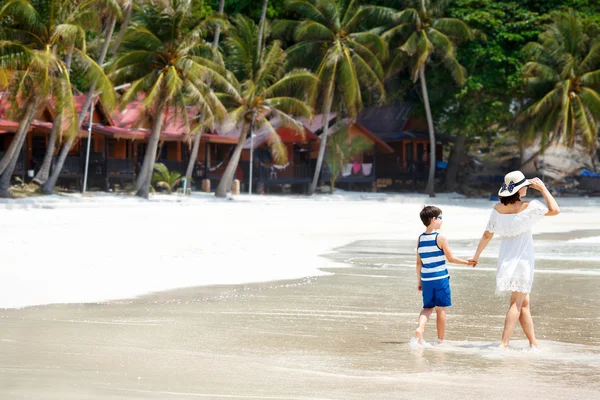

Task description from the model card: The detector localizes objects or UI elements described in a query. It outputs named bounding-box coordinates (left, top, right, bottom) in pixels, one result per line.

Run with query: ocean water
left=1, top=230, right=599, bottom=399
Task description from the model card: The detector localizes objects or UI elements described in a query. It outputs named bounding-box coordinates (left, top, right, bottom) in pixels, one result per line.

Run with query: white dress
left=485, top=200, right=549, bottom=294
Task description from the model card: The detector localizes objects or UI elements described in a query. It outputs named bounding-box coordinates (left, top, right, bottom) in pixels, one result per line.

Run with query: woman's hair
left=500, top=192, right=521, bottom=205
left=420, top=206, right=442, bottom=226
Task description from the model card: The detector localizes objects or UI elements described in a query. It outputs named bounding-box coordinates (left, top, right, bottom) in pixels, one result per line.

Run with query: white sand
left=1, top=192, right=599, bottom=309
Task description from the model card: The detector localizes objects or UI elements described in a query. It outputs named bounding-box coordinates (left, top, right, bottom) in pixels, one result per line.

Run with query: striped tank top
left=418, top=232, right=449, bottom=281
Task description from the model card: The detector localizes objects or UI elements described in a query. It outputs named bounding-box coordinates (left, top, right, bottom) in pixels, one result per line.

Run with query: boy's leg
left=500, top=292, right=527, bottom=348
left=416, top=308, right=433, bottom=344
left=519, top=294, right=538, bottom=347
left=435, top=307, right=447, bottom=342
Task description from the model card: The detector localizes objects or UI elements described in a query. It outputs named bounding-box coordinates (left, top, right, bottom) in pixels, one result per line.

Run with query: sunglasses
left=435, top=216, right=443, bottom=220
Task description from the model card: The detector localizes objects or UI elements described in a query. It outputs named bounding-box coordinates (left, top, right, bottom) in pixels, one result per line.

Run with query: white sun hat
left=498, top=170, right=531, bottom=197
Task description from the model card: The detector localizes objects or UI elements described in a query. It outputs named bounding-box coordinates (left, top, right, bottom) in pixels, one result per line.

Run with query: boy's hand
left=417, top=282, right=422, bottom=291
left=468, top=258, right=478, bottom=267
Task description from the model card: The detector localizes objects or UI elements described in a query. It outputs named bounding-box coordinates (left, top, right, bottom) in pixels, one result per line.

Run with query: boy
left=415, top=206, right=475, bottom=344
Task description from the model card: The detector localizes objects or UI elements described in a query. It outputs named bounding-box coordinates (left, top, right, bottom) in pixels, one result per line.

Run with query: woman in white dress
left=471, top=171, right=560, bottom=348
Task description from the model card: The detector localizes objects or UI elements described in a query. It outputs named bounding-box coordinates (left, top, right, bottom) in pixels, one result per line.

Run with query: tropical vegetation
left=0, top=0, right=599, bottom=198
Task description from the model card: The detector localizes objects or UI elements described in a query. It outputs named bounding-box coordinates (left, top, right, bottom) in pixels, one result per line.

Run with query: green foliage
left=220, top=15, right=317, bottom=164
left=326, top=125, right=372, bottom=193
left=276, top=0, right=387, bottom=116
left=152, top=163, right=182, bottom=193
left=516, top=11, right=600, bottom=150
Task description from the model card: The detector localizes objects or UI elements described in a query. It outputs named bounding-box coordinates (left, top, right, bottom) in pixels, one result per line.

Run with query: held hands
left=528, top=177, right=546, bottom=192
left=467, top=258, right=478, bottom=268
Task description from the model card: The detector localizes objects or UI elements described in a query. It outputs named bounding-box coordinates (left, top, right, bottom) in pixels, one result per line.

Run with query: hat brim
left=498, top=181, right=531, bottom=197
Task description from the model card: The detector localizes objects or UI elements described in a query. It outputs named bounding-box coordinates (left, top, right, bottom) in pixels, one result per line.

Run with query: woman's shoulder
left=493, top=201, right=530, bottom=214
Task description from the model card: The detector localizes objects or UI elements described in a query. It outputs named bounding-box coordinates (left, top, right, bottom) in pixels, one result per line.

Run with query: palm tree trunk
left=419, top=66, right=436, bottom=197
left=256, top=0, right=268, bottom=57
left=213, top=0, right=225, bottom=47
left=445, top=132, right=466, bottom=193
left=308, top=91, right=333, bottom=195
left=0, top=114, right=34, bottom=197
left=32, top=114, right=61, bottom=185
left=0, top=100, right=38, bottom=176
left=215, top=120, right=250, bottom=198
left=184, top=128, right=202, bottom=181
left=111, top=2, right=132, bottom=56
left=135, top=98, right=168, bottom=199
left=183, top=3, right=226, bottom=184
left=43, top=16, right=117, bottom=194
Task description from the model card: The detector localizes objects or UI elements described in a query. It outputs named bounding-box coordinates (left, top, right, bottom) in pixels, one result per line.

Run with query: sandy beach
left=1, top=193, right=600, bottom=399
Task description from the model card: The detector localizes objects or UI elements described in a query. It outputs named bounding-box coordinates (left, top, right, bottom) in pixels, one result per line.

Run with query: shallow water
left=1, top=231, right=600, bottom=399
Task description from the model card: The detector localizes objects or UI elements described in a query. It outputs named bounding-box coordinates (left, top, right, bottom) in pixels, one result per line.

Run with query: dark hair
left=500, top=192, right=521, bottom=205
left=420, top=206, right=442, bottom=226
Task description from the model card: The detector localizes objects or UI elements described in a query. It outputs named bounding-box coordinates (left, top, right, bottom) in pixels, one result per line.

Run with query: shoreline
left=2, top=193, right=600, bottom=309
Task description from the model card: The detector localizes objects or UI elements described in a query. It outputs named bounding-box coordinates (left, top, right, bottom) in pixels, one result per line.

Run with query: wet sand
left=2, top=233, right=600, bottom=399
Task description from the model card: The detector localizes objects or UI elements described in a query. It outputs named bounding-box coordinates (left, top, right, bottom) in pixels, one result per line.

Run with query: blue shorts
left=422, top=277, right=452, bottom=308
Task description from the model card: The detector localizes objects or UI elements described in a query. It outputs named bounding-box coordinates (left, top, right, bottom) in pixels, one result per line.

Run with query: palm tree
left=0, top=0, right=115, bottom=197
left=275, top=0, right=387, bottom=195
left=109, top=0, right=234, bottom=199
left=367, top=0, right=472, bottom=196
left=33, top=0, right=121, bottom=186
left=184, top=0, right=228, bottom=181
left=214, top=15, right=317, bottom=198
left=41, top=0, right=122, bottom=193
left=517, top=10, right=600, bottom=154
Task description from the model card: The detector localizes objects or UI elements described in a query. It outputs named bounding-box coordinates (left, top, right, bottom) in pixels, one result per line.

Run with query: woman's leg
left=500, top=292, right=527, bottom=347
left=416, top=308, right=433, bottom=344
left=519, top=294, right=538, bottom=346
left=435, top=306, right=447, bottom=342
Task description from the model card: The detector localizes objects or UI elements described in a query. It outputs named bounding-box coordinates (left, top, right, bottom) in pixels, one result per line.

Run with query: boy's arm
left=416, top=241, right=422, bottom=291
left=437, top=234, right=473, bottom=266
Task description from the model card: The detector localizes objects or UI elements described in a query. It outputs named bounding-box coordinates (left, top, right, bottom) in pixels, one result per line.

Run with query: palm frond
left=578, top=43, right=600, bottom=75
left=572, top=95, right=596, bottom=146
left=285, top=0, right=328, bottom=26
left=0, top=0, right=44, bottom=37
left=73, top=48, right=116, bottom=110
left=348, top=32, right=388, bottom=62
left=260, top=118, right=288, bottom=164
left=441, top=55, right=466, bottom=86
left=581, top=70, right=600, bottom=89
left=294, top=20, right=334, bottom=42
left=264, top=97, right=313, bottom=118
left=432, top=18, right=472, bottom=41
left=262, top=70, right=318, bottom=100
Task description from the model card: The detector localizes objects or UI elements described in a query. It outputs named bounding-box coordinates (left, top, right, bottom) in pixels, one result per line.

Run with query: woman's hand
left=528, top=177, right=546, bottom=191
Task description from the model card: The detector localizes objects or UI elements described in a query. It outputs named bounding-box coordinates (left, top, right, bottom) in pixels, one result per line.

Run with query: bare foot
left=436, top=338, right=443, bottom=345
left=530, top=343, right=540, bottom=349
left=498, top=342, right=508, bottom=349
left=415, top=328, right=424, bottom=344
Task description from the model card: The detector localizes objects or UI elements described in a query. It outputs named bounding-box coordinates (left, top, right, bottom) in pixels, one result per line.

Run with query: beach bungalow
left=319, top=120, right=395, bottom=191
left=356, top=105, right=449, bottom=190
left=235, top=115, right=320, bottom=193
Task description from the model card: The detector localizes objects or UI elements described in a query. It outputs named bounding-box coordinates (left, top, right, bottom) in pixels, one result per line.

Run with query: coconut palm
left=41, top=0, right=122, bottom=193
left=366, top=0, right=472, bottom=196
left=214, top=15, right=317, bottom=198
left=274, top=0, right=387, bottom=195
left=184, top=0, right=228, bottom=181
left=109, top=0, right=234, bottom=199
left=517, top=11, right=600, bottom=153
left=0, top=0, right=116, bottom=197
